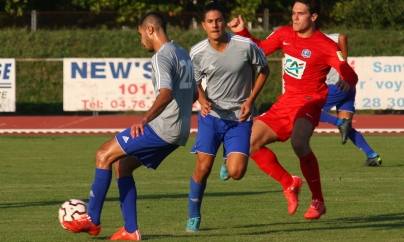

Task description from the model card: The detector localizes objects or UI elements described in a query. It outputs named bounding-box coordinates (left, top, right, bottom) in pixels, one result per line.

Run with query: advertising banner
left=0, top=59, right=16, bottom=112
left=63, top=58, right=200, bottom=111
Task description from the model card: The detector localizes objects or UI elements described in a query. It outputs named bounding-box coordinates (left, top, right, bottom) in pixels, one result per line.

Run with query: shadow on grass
left=137, top=213, right=404, bottom=240
left=229, top=212, right=404, bottom=234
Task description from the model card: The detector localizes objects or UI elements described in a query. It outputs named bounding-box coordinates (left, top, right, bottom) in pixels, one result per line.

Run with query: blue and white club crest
left=301, top=49, right=311, bottom=58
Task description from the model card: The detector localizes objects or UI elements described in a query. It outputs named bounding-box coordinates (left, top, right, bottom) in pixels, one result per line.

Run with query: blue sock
left=347, top=129, right=377, bottom=159
left=320, top=112, right=342, bottom=126
left=88, top=168, right=112, bottom=226
left=188, top=177, right=206, bottom=218
left=117, top=176, right=138, bottom=233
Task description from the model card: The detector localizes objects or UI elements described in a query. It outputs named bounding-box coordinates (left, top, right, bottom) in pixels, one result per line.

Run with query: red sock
left=251, top=147, right=293, bottom=190
left=299, top=151, right=324, bottom=202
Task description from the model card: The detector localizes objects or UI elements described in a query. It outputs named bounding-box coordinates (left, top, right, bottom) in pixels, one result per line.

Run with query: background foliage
left=1, top=0, right=403, bottom=29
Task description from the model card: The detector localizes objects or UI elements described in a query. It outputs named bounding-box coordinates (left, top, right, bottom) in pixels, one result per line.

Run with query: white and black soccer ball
left=58, top=199, right=88, bottom=228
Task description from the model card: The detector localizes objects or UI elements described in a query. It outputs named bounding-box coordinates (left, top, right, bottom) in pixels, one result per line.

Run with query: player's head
left=202, top=0, right=227, bottom=42
left=294, top=0, right=322, bottom=15
left=137, top=12, right=167, bottom=52
left=292, top=0, right=322, bottom=34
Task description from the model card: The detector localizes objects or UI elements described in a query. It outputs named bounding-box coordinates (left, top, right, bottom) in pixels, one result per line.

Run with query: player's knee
left=230, top=169, right=246, bottom=180
left=291, top=139, right=310, bottom=157
left=193, top=163, right=212, bottom=182
left=95, top=147, right=113, bottom=168
left=249, top=141, right=262, bottom=156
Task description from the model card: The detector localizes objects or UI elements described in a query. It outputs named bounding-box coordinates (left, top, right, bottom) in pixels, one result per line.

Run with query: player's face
left=202, top=10, right=227, bottom=42
left=291, top=2, right=317, bottom=34
left=137, top=25, right=154, bottom=52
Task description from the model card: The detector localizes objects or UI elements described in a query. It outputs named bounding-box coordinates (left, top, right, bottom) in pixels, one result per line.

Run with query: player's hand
left=130, top=120, right=147, bottom=138
left=335, top=80, right=351, bottom=92
left=227, top=15, right=245, bottom=33
left=200, top=101, right=212, bottom=117
left=239, top=101, right=252, bottom=122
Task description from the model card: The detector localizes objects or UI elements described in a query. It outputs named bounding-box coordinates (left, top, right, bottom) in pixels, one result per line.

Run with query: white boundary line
left=0, top=128, right=403, bottom=134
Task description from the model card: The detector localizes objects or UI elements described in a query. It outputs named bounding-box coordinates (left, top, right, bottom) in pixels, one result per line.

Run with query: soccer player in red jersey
left=228, top=0, right=358, bottom=219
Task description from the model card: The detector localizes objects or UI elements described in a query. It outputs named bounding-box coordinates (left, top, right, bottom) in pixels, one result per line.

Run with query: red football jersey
left=236, top=26, right=357, bottom=97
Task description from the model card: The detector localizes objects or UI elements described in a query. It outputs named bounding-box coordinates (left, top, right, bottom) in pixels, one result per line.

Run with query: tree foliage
left=1, top=0, right=404, bottom=29
left=331, top=0, right=404, bottom=29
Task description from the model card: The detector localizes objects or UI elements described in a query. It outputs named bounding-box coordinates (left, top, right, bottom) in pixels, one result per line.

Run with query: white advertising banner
left=350, top=57, right=404, bottom=110
left=0, top=59, right=16, bottom=112
left=63, top=58, right=200, bottom=111
left=282, top=56, right=404, bottom=110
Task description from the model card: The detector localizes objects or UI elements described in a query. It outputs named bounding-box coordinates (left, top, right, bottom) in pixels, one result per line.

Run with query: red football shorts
left=256, top=92, right=326, bottom=142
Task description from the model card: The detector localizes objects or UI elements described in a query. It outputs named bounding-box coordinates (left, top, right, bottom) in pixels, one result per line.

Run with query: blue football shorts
left=323, top=84, right=356, bottom=113
left=191, top=113, right=252, bottom=159
left=115, top=125, right=179, bottom=170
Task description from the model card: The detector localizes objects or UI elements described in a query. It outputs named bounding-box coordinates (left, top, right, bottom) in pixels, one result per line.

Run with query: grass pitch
left=0, top=135, right=403, bottom=241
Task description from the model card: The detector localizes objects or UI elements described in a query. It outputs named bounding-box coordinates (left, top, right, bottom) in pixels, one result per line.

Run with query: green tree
left=331, top=0, right=404, bottom=29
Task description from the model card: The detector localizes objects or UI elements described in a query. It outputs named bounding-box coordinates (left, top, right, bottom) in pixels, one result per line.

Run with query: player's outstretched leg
left=251, top=147, right=301, bottom=215
left=338, top=118, right=352, bottom=144
left=346, top=128, right=382, bottom=166
left=63, top=168, right=112, bottom=235
left=219, top=160, right=231, bottom=181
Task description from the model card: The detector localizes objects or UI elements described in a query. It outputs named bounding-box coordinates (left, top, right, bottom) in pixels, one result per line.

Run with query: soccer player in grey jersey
left=62, top=12, right=198, bottom=240
left=186, top=0, right=270, bottom=232
left=321, top=33, right=382, bottom=166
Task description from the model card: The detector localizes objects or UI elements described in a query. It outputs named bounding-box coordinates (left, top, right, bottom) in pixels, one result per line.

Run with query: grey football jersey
left=148, top=42, right=197, bottom=146
left=325, top=33, right=342, bottom=85
left=190, top=33, right=268, bottom=121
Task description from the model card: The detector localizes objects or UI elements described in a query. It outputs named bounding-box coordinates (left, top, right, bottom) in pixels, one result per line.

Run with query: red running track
left=0, top=115, right=403, bottom=136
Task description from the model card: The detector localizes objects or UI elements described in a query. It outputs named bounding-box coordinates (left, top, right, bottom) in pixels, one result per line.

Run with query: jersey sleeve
left=248, top=41, right=268, bottom=73
left=152, top=53, right=173, bottom=90
left=235, top=27, right=282, bottom=55
left=189, top=52, right=203, bottom=85
left=325, top=45, right=358, bottom=89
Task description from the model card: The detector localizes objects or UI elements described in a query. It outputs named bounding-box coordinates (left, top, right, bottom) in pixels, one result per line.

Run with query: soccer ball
left=58, top=199, right=88, bottom=228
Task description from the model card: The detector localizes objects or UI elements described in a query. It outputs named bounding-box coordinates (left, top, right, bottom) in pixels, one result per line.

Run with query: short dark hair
left=137, top=11, right=167, bottom=33
left=295, top=0, right=322, bottom=15
left=203, top=0, right=226, bottom=21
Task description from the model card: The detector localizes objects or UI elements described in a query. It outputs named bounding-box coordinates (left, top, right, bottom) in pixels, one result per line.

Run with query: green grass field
left=0, top=135, right=403, bottom=241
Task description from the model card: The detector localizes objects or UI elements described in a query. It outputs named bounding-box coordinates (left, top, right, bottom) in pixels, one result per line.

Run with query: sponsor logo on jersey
left=336, top=51, right=345, bottom=61
left=284, top=54, right=306, bottom=79
left=301, top=49, right=311, bottom=58
left=283, top=41, right=291, bottom=45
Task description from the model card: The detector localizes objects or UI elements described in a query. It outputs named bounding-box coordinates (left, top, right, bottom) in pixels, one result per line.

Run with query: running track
left=0, top=115, right=403, bottom=136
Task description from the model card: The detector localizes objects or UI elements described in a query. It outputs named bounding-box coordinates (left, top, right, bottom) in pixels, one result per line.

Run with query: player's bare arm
left=227, top=15, right=245, bottom=32
left=338, top=34, right=348, bottom=60
left=130, top=88, right=173, bottom=138
left=239, top=65, right=270, bottom=122
left=196, top=84, right=212, bottom=117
